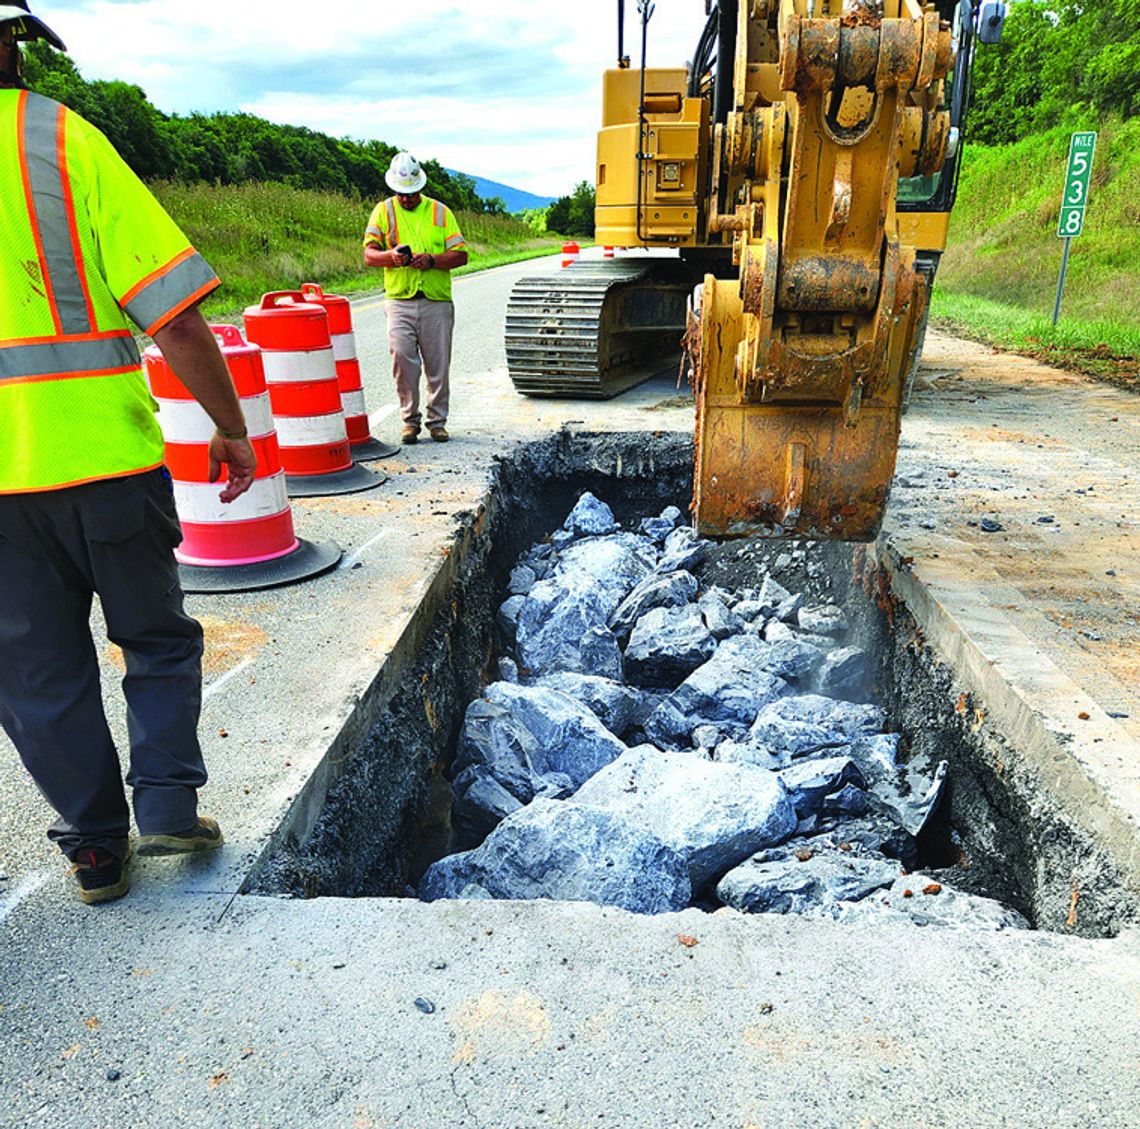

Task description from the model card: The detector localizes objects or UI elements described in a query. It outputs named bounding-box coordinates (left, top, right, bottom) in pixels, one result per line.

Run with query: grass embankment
left=933, top=116, right=1140, bottom=391
left=151, top=181, right=561, bottom=319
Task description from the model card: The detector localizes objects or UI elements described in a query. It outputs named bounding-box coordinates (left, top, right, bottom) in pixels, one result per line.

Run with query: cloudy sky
left=41, top=1, right=709, bottom=197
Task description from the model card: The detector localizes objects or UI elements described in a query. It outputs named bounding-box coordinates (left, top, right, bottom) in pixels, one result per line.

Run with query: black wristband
left=428, top=254, right=435, bottom=269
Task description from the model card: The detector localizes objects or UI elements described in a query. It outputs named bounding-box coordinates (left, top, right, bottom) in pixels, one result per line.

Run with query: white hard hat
left=386, top=151, right=426, bottom=194
left=0, top=2, right=67, bottom=52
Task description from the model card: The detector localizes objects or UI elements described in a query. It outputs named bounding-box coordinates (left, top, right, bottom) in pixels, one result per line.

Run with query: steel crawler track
left=505, top=260, right=690, bottom=399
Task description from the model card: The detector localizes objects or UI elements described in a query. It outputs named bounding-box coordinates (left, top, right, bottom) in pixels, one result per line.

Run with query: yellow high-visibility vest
left=363, top=195, right=466, bottom=301
left=0, top=89, right=219, bottom=494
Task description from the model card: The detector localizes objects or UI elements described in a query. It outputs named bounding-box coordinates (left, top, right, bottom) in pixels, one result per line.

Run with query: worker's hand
left=392, top=244, right=413, bottom=266
left=409, top=252, right=434, bottom=271
left=208, top=431, right=257, bottom=503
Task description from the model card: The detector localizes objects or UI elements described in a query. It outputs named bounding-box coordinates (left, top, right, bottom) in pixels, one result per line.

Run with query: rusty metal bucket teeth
left=505, top=260, right=691, bottom=399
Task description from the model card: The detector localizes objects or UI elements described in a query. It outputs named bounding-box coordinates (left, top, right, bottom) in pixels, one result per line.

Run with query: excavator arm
left=692, top=0, right=954, bottom=540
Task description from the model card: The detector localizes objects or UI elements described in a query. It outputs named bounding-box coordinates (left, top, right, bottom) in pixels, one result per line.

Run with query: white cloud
left=42, top=0, right=707, bottom=196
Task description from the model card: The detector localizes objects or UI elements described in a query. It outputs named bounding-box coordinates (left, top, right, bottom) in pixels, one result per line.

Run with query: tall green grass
left=934, top=116, right=1140, bottom=378
left=151, top=181, right=559, bottom=317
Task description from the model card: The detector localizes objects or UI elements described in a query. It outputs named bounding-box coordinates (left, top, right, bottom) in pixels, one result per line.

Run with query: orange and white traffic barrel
left=144, top=324, right=342, bottom=593
left=561, top=241, right=580, bottom=268
left=300, top=282, right=398, bottom=462
left=603, top=246, right=615, bottom=259
left=243, top=292, right=385, bottom=497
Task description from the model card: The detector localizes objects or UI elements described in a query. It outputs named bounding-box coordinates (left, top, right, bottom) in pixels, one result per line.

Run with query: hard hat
left=0, top=2, right=67, bottom=51
left=386, top=151, right=427, bottom=194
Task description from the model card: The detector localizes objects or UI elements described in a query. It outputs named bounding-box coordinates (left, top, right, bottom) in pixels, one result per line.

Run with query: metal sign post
left=1053, top=130, right=1096, bottom=325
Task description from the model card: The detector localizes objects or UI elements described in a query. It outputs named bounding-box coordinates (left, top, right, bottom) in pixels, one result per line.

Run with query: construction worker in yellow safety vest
left=364, top=152, right=468, bottom=444
left=0, top=2, right=257, bottom=905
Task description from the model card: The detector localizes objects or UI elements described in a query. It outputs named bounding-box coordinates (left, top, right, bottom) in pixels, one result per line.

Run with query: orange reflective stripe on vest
left=384, top=199, right=400, bottom=248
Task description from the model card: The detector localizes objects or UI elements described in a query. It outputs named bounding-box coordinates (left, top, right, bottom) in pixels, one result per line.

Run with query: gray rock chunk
left=573, top=745, right=797, bottom=888
left=451, top=767, right=525, bottom=842
left=577, top=625, right=624, bottom=681
left=714, top=739, right=785, bottom=771
left=699, top=592, right=744, bottom=640
left=760, top=637, right=825, bottom=682
left=497, top=657, right=520, bottom=684
left=515, top=571, right=610, bottom=677
left=779, top=757, right=865, bottom=819
left=748, top=694, right=885, bottom=757
left=817, top=645, right=868, bottom=697
left=783, top=815, right=918, bottom=870
left=716, top=844, right=901, bottom=914
left=643, top=635, right=788, bottom=746
left=733, top=599, right=767, bottom=623
left=775, top=592, right=805, bottom=623
left=609, top=570, right=699, bottom=641
left=536, top=672, right=642, bottom=737
left=508, top=565, right=537, bottom=595
left=656, top=526, right=706, bottom=573
left=484, top=682, right=627, bottom=788
left=556, top=534, right=657, bottom=613
left=624, top=604, right=717, bottom=688
left=452, top=699, right=543, bottom=803
left=758, top=576, right=792, bottom=614
left=797, top=604, right=850, bottom=636
left=821, top=782, right=870, bottom=817
left=420, top=799, right=692, bottom=914
left=871, top=759, right=949, bottom=837
left=496, top=595, right=527, bottom=643
left=563, top=492, right=618, bottom=536
left=639, top=505, right=683, bottom=543
left=817, top=873, right=1030, bottom=931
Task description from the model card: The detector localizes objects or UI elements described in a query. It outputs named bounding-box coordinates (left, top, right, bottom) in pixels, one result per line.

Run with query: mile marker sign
left=1052, top=130, right=1096, bottom=324
left=1057, top=131, right=1096, bottom=239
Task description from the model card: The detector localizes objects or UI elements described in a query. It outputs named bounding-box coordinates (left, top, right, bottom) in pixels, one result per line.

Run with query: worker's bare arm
left=151, top=306, right=257, bottom=503
left=364, top=244, right=407, bottom=268
left=409, top=249, right=468, bottom=272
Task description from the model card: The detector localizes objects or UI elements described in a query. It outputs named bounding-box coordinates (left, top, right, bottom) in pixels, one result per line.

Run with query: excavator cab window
left=897, top=0, right=1004, bottom=214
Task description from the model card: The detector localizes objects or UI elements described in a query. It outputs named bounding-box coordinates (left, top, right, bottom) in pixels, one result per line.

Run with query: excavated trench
left=249, top=431, right=1131, bottom=938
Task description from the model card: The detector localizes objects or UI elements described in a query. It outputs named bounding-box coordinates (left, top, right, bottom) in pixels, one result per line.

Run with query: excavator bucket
left=691, top=276, right=916, bottom=542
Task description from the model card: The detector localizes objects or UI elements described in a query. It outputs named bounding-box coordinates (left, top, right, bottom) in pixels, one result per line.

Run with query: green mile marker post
left=1053, top=130, right=1096, bottom=325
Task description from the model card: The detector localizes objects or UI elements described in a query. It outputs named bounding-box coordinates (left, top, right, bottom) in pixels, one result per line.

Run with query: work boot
left=429, top=426, right=449, bottom=442
left=136, top=816, right=224, bottom=858
left=401, top=425, right=420, bottom=444
left=70, top=845, right=131, bottom=905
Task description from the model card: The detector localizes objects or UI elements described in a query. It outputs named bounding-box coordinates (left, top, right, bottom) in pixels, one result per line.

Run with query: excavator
left=505, top=0, right=1005, bottom=540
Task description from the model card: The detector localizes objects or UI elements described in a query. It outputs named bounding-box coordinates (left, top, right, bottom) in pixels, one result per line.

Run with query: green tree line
left=968, top=0, right=1139, bottom=145
left=21, top=42, right=495, bottom=215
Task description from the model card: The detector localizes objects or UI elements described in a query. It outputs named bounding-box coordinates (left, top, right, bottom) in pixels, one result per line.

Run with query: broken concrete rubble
left=421, top=799, right=692, bottom=914
left=427, top=492, right=1017, bottom=928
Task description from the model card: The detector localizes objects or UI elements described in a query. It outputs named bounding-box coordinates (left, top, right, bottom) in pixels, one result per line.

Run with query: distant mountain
left=446, top=170, right=556, bottom=214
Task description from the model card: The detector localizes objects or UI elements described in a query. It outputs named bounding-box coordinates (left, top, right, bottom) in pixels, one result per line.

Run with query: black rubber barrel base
left=178, top=538, right=342, bottom=594
left=350, top=436, right=401, bottom=461
left=286, top=463, right=387, bottom=497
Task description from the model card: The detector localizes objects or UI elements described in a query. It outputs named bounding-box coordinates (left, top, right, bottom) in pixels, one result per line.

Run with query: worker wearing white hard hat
left=364, top=152, right=468, bottom=444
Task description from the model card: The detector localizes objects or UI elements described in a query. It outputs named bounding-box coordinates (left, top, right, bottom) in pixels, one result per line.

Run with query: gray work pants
left=0, top=469, right=205, bottom=860
left=386, top=297, right=455, bottom=429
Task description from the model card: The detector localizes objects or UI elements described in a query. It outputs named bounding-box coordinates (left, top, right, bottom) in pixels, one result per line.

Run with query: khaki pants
left=386, top=297, right=455, bottom=430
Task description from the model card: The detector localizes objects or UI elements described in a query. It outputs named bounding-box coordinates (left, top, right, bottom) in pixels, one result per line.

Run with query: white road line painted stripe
left=339, top=528, right=393, bottom=570
left=368, top=403, right=397, bottom=430
left=203, top=658, right=254, bottom=702
left=0, top=871, right=52, bottom=924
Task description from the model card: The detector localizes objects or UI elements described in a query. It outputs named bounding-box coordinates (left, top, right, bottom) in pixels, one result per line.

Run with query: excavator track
left=505, top=260, right=692, bottom=399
